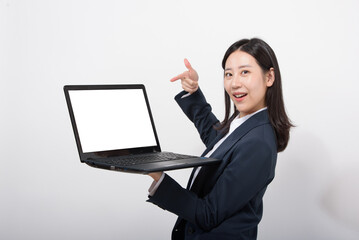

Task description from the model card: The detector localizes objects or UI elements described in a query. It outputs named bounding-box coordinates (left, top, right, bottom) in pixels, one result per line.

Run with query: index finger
left=170, top=73, right=186, bottom=82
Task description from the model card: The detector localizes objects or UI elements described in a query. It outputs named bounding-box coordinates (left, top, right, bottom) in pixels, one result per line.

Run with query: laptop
left=64, top=84, right=220, bottom=173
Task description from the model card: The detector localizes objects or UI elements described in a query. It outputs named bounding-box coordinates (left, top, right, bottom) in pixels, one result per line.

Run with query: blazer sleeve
left=174, top=88, right=220, bottom=147
left=147, top=128, right=277, bottom=231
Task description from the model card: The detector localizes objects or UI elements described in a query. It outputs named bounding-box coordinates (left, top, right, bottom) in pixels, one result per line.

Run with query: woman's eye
left=225, top=72, right=232, bottom=77
left=241, top=70, right=249, bottom=75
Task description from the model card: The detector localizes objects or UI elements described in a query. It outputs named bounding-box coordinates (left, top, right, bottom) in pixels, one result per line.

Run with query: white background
left=1, top=0, right=359, bottom=239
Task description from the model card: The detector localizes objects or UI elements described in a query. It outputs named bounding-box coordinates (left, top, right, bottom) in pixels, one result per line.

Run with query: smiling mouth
left=234, top=93, right=247, bottom=98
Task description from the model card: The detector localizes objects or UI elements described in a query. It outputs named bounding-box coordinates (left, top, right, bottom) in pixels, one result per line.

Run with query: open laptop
left=64, top=84, right=220, bottom=173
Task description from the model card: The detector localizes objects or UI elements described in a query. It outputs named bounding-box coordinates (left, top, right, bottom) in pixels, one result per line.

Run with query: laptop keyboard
left=102, top=152, right=194, bottom=166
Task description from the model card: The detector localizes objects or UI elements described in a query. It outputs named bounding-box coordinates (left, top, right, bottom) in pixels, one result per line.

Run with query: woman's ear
left=266, top=68, right=275, bottom=87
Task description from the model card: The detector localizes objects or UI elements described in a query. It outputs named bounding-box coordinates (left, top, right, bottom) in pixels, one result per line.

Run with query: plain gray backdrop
left=1, top=0, right=359, bottom=239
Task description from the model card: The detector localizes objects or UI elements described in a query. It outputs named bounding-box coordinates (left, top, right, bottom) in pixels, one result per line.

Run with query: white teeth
left=235, top=94, right=246, bottom=98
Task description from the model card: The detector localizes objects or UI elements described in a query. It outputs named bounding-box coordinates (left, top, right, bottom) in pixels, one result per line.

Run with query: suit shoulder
left=239, top=123, right=277, bottom=152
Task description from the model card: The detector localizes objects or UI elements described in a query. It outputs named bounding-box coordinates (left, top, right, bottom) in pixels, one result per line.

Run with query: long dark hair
left=219, top=38, right=293, bottom=152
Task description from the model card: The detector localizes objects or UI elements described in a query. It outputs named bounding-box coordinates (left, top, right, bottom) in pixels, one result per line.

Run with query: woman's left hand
left=148, top=172, right=163, bottom=182
left=170, top=58, right=199, bottom=94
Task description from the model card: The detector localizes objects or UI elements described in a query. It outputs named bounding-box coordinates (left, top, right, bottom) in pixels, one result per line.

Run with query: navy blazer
left=148, top=89, right=277, bottom=240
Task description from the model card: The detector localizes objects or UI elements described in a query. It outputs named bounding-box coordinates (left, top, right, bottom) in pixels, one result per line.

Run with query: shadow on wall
left=262, top=128, right=359, bottom=239
left=321, top=164, right=359, bottom=232
left=289, top=129, right=359, bottom=235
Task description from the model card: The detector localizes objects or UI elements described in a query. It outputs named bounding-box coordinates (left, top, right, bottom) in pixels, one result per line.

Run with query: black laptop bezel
left=64, top=84, right=162, bottom=162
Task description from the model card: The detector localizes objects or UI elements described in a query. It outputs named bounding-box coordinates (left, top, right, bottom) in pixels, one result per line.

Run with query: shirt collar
left=229, top=107, right=268, bottom=133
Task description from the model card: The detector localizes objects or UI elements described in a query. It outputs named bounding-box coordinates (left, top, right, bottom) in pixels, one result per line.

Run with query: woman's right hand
left=170, top=58, right=199, bottom=94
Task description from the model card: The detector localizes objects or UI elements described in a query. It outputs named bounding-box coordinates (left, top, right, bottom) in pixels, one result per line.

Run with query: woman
left=147, top=38, right=292, bottom=240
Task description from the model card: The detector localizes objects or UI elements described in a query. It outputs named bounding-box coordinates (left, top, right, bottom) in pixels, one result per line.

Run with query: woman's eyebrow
left=238, top=64, right=252, bottom=69
left=224, top=65, right=252, bottom=71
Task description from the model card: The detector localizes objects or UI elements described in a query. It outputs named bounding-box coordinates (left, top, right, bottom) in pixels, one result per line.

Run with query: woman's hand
left=148, top=172, right=163, bottom=182
left=170, top=58, right=199, bottom=94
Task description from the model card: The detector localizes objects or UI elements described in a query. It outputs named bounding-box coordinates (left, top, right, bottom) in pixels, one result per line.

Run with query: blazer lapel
left=190, top=110, right=270, bottom=196
left=200, top=132, right=226, bottom=157
left=186, top=132, right=226, bottom=189
left=210, top=110, right=270, bottom=159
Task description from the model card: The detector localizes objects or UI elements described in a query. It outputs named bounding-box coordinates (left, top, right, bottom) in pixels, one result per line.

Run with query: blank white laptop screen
left=68, top=89, right=157, bottom=153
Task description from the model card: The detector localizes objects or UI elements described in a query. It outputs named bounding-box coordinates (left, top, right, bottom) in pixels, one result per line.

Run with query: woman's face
left=224, top=50, right=274, bottom=118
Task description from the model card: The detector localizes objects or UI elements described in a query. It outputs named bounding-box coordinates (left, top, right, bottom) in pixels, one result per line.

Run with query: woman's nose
left=232, top=75, right=242, bottom=88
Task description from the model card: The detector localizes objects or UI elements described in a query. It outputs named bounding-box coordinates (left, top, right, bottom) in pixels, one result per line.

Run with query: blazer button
left=188, top=227, right=195, bottom=234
